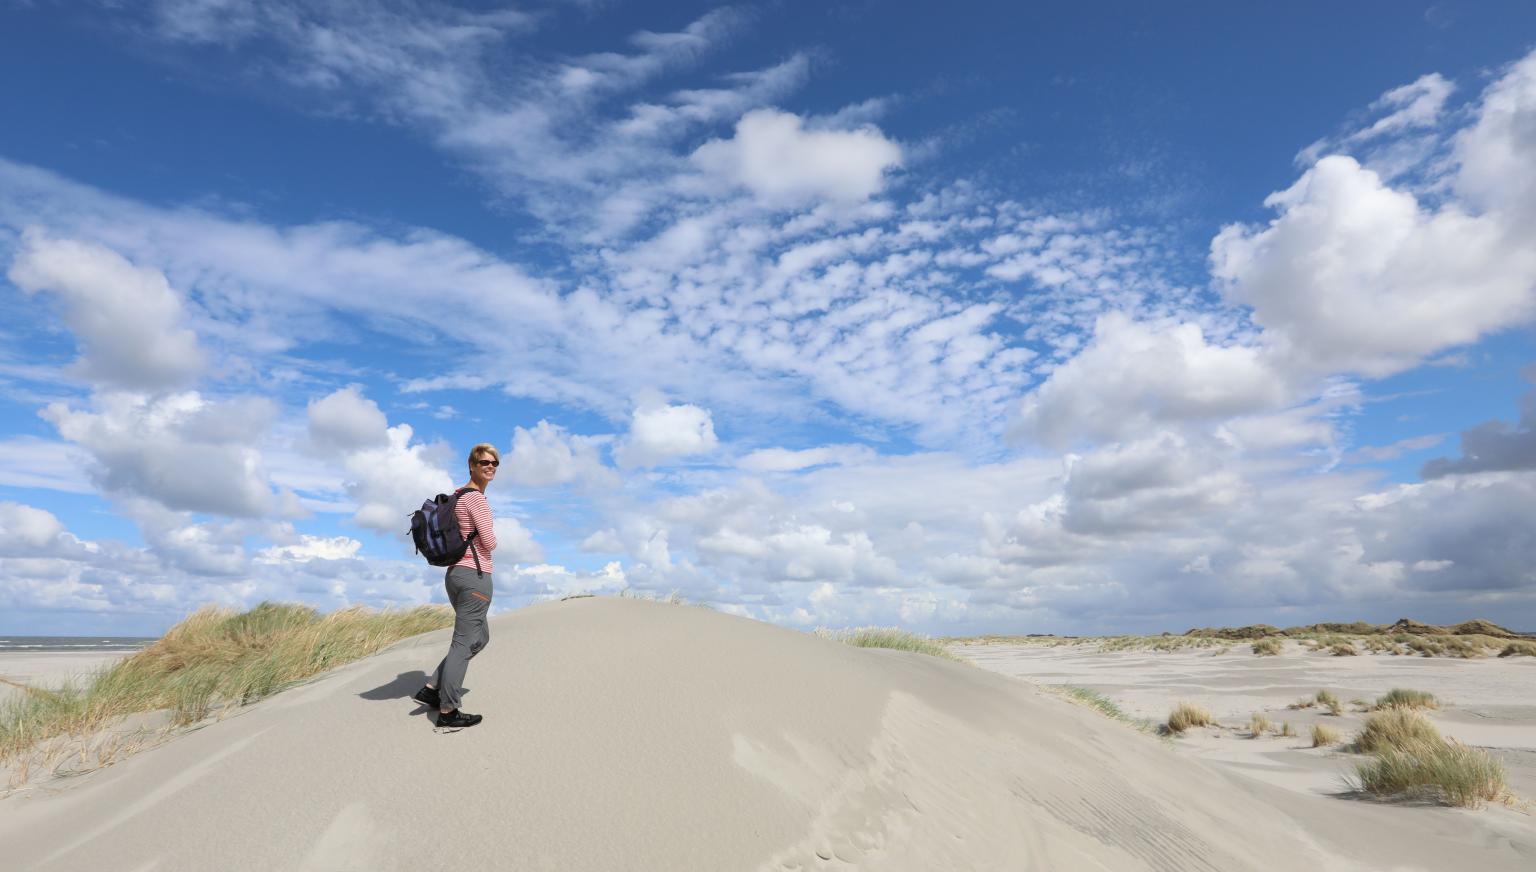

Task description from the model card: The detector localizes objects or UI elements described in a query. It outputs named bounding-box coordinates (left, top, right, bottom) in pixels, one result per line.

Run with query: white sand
left=956, top=638, right=1536, bottom=869
left=1, top=602, right=1531, bottom=871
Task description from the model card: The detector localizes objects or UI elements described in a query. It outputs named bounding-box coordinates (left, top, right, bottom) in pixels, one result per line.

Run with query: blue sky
left=1, top=1, right=1534, bottom=636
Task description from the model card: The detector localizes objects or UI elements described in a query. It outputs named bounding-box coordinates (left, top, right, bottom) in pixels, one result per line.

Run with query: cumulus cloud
left=503, top=420, right=616, bottom=487
left=8, top=234, right=204, bottom=389
left=614, top=401, right=719, bottom=468
left=1015, top=313, right=1286, bottom=449
left=0, top=502, right=67, bottom=553
left=492, top=515, right=545, bottom=565
left=307, top=386, right=390, bottom=452
left=691, top=108, right=902, bottom=204
left=1422, top=376, right=1536, bottom=478
left=42, top=391, right=293, bottom=518
left=1453, top=50, right=1536, bottom=221
left=1212, top=155, right=1536, bottom=377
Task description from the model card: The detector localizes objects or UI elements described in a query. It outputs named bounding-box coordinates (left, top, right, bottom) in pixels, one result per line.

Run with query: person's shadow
left=358, top=671, right=467, bottom=717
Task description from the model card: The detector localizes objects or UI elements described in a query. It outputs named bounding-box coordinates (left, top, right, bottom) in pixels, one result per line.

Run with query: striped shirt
left=453, top=487, right=496, bottom=574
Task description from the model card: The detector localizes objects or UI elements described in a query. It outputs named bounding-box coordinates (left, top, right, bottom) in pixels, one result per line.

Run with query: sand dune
left=1, top=598, right=1524, bottom=871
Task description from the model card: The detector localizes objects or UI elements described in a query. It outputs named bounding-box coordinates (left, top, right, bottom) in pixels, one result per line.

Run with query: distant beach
left=0, top=638, right=154, bottom=706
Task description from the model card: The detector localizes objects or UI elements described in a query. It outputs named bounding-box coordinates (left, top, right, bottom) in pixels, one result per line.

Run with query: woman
left=414, top=442, right=499, bottom=730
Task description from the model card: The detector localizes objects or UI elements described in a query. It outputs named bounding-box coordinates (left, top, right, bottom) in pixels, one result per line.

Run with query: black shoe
left=436, top=709, right=482, bottom=730
left=412, top=686, right=440, bottom=708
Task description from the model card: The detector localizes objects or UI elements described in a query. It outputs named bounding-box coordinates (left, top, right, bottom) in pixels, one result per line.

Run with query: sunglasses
left=475, top=459, right=500, bottom=468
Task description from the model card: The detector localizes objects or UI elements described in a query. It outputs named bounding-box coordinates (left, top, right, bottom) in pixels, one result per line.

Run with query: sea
left=0, top=636, right=159, bottom=653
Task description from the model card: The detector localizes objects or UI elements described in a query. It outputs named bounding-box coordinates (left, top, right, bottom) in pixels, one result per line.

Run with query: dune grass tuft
left=0, top=602, right=452, bottom=765
left=1352, top=708, right=1443, bottom=755
left=1166, top=701, right=1213, bottom=734
left=1353, top=740, right=1507, bottom=808
left=819, top=627, right=960, bottom=661
left=1251, top=637, right=1282, bottom=656
left=1280, top=721, right=1296, bottom=738
left=1498, top=641, right=1536, bottom=658
left=1250, top=713, right=1272, bottom=737
left=1043, top=685, right=1159, bottom=735
left=1316, top=689, right=1343, bottom=715
left=1330, top=642, right=1358, bottom=656
left=1311, top=723, right=1341, bottom=747
left=1375, top=688, right=1439, bottom=711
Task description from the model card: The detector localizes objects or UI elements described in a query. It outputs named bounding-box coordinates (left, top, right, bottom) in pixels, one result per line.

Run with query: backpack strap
left=455, top=486, right=485, bottom=578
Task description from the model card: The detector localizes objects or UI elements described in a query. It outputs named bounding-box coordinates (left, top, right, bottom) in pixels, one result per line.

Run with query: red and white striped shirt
left=453, top=487, right=496, bottom=574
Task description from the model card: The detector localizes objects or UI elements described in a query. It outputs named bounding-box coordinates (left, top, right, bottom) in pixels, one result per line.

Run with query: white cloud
left=42, top=391, right=293, bottom=518
left=8, top=233, right=204, bottom=389
left=1347, top=73, right=1455, bottom=144
left=1015, top=313, right=1286, bottom=449
left=691, top=108, right=902, bottom=204
left=737, top=444, right=874, bottom=473
left=1211, top=155, right=1536, bottom=377
left=307, top=386, right=389, bottom=452
left=503, top=420, right=616, bottom=487
left=332, top=422, right=454, bottom=535
left=257, top=535, right=362, bottom=563
left=1453, top=50, right=1536, bottom=221
left=614, top=401, right=719, bottom=468
left=492, top=515, right=545, bottom=565
left=0, top=502, right=67, bottom=552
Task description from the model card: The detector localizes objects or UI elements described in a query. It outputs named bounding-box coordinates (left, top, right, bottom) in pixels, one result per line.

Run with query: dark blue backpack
left=409, top=487, right=483, bottom=575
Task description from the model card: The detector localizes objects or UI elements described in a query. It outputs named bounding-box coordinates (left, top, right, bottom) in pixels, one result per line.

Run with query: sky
left=1, top=0, right=1534, bottom=637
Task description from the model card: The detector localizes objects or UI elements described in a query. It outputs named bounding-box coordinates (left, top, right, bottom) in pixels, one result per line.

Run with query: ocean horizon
left=0, top=636, right=159, bottom=653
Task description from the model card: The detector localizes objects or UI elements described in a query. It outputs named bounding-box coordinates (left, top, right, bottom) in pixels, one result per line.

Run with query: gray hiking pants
left=430, top=566, right=492, bottom=712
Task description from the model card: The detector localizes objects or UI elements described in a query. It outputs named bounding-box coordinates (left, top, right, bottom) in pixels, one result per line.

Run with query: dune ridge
left=0, top=597, right=1437, bottom=871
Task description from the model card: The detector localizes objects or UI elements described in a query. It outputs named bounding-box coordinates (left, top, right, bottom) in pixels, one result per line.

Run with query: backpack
left=409, top=486, right=483, bottom=575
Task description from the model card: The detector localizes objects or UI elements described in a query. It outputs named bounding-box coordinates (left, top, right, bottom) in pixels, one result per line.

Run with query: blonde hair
left=467, top=442, right=500, bottom=466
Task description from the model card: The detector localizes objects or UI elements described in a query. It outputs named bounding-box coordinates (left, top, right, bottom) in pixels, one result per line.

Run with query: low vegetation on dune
left=1312, top=724, right=1341, bottom=747
left=1166, top=701, right=1213, bottom=734
left=1352, top=709, right=1444, bottom=755
left=1249, top=713, right=1271, bottom=737
left=1251, top=637, right=1282, bottom=656
left=1315, top=690, right=1343, bottom=715
left=1043, top=685, right=1159, bottom=735
left=1353, top=741, right=1507, bottom=808
left=952, top=617, right=1534, bottom=658
left=1346, top=708, right=1507, bottom=807
left=820, top=627, right=960, bottom=661
left=1374, top=688, right=1438, bottom=711
left=0, top=603, right=452, bottom=769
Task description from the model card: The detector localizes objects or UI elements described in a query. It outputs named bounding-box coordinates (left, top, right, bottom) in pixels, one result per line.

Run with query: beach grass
left=1166, top=701, right=1213, bottom=734
left=1043, top=685, right=1159, bottom=734
left=819, top=627, right=961, bottom=661
left=0, top=602, right=452, bottom=765
left=1311, top=724, right=1341, bottom=747
left=1498, top=641, right=1536, bottom=657
left=1352, top=708, right=1443, bottom=755
left=1251, top=637, right=1282, bottom=656
left=1316, top=689, right=1343, bottom=715
left=1374, top=688, right=1439, bottom=711
left=1353, top=740, right=1507, bottom=808
left=1250, top=713, right=1272, bottom=737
